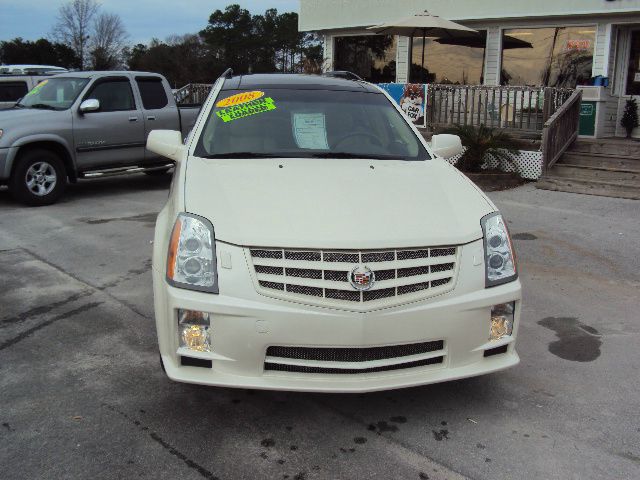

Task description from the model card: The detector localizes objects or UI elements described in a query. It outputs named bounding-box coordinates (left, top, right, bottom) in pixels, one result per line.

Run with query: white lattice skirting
left=446, top=149, right=543, bottom=180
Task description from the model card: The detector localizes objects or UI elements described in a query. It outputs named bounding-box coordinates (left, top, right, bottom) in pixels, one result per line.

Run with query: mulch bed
left=463, top=170, right=528, bottom=191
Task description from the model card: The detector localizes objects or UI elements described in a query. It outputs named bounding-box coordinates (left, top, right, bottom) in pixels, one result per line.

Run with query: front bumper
left=153, top=240, right=521, bottom=393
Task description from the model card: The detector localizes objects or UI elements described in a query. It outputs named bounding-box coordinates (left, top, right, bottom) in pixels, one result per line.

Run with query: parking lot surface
left=1, top=177, right=639, bottom=480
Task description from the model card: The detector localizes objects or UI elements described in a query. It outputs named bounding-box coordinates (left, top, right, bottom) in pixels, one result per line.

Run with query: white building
left=299, top=0, right=640, bottom=138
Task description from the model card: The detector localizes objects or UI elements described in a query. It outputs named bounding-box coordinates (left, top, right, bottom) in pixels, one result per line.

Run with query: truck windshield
left=194, top=88, right=430, bottom=160
left=17, top=78, right=89, bottom=110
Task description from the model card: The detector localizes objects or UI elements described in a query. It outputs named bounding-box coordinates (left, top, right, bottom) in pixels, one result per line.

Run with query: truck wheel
left=10, top=149, right=67, bottom=206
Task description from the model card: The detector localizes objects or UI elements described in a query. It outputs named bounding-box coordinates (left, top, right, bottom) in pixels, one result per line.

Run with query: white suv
left=148, top=73, right=521, bottom=392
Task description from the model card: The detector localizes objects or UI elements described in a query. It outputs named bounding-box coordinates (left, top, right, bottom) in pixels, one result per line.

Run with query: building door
left=617, top=28, right=640, bottom=138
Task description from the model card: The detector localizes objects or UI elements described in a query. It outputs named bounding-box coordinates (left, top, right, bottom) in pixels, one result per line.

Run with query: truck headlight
left=481, top=212, right=517, bottom=287
left=166, top=213, right=218, bottom=292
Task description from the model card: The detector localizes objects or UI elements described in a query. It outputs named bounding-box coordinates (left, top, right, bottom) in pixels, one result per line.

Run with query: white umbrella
left=368, top=11, right=477, bottom=82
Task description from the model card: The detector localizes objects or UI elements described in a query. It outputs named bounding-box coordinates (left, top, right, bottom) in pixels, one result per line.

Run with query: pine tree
left=621, top=98, right=639, bottom=138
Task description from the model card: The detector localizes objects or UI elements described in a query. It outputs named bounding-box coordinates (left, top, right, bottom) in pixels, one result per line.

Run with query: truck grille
left=248, top=246, right=459, bottom=310
left=264, top=341, right=445, bottom=375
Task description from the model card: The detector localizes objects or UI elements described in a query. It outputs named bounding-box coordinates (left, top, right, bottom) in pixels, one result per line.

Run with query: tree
left=124, top=36, right=219, bottom=87
left=0, top=38, right=80, bottom=69
left=52, top=0, right=100, bottom=69
left=89, top=12, right=128, bottom=69
left=199, top=5, right=322, bottom=75
left=199, top=4, right=255, bottom=74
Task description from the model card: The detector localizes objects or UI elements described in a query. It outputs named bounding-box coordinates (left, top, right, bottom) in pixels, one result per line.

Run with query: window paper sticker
left=216, top=90, right=264, bottom=108
left=215, top=96, right=276, bottom=123
left=292, top=113, right=329, bottom=150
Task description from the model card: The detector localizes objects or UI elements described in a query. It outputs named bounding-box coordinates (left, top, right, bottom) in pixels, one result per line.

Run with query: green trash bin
left=579, top=101, right=596, bottom=137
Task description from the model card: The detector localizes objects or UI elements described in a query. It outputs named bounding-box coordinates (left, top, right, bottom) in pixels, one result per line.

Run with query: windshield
left=194, top=88, right=430, bottom=160
left=17, top=77, right=89, bottom=110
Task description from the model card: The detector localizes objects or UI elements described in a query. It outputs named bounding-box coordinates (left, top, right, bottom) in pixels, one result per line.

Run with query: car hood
left=0, top=108, right=69, bottom=145
left=185, top=157, right=495, bottom=249
left=0, top=107, right=61, bottom=122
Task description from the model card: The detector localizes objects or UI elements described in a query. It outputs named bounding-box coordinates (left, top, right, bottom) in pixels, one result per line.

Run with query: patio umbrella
left=367, top=11, right=477, bottom=82
left=435, top=32, right=533, bottom=50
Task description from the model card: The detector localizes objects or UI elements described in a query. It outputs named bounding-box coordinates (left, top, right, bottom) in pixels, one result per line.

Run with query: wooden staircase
left=536, top=138, right=640, bottom=200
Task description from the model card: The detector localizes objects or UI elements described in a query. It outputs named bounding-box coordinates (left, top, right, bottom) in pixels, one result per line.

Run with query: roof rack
left=322, top=71, right=363, bottom=81
left=219, top=68, right=233, bottom=80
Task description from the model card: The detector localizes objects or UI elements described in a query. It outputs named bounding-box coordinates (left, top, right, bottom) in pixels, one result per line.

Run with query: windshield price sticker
left=292, top=113, right=329, bottom=150
left=215, top=97, right=276, bottom=123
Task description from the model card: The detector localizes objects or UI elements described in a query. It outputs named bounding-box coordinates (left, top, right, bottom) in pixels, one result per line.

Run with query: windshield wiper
left=27, top=103, right=59, bottom=110
left=309, top=152, right=399, bottom=160
left=202, top=152, right=287, bottom=159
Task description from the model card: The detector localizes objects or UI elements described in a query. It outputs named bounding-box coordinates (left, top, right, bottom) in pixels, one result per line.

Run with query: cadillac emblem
left=349, top=265, right=375, bottom=291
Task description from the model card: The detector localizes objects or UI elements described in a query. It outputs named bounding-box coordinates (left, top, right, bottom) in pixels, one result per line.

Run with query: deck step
left=558, top=152, right=640, bottom=170
left=536, top=176, right=640, bottom=200
left=570, top=139, right=640, bottom=157
left=551, top=164, right=640, bottom=182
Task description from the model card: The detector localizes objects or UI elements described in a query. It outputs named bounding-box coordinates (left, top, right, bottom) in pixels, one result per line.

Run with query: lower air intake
left=264, top=356, right=444, bottom=374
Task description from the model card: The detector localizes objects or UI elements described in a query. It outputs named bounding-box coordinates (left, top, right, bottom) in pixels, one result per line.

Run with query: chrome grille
left=248, top=246, right=459, bottom=309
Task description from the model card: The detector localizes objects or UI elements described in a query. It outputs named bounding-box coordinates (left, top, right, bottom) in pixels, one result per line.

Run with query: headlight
left=0, top=129, right=4, bottom=140
left=166, top=213, right=218, bottom=292
left=481, top=212, right=517, bottom=287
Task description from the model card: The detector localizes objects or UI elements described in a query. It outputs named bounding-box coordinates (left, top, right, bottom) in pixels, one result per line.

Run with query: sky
left=0, top=0, right=300, bottom=44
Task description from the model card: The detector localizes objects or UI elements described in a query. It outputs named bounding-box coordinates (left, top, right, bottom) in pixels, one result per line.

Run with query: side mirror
left=79, top=99, right=100, bottom=113
left=430, top=134, right=463, bottom=159
left=147, top=130, right=185, bottom=162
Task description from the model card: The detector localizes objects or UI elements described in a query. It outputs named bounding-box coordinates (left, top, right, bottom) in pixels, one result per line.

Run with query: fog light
left=490, top=302, right=514, bottom=341
left=178, top=309, right=211, bottom=352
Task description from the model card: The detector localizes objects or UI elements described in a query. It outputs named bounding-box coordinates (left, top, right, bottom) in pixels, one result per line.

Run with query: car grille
left=264, top=341, right=445, bottom=375
left=248, top=246, right=459, bottom=310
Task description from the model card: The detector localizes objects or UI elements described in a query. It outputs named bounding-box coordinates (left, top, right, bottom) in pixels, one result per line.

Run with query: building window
left=410, top=33, right=486, bottom=85
left=625, top=31, right=640, bottom=95
left=501, top=27, right=596, bottom=87
left=333, top=35, right=396, bottom=83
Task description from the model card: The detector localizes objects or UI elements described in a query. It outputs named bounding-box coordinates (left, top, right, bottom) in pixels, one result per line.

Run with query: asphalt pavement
left=1, top=176, right=639, bottom=480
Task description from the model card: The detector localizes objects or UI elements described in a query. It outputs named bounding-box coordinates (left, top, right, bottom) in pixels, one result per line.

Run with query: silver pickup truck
left=0, top=71, right=203, bottom=205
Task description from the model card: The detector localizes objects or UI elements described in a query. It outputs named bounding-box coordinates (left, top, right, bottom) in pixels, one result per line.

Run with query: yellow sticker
left=216, top=91, right=264, bottom=108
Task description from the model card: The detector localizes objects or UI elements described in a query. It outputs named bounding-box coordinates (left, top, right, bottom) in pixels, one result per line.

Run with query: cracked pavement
left=1, top=176, right=639, bottom=480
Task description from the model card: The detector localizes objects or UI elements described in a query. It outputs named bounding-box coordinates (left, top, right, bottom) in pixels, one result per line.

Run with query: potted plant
left=444, top=124, right=524, bottom=190
left=621, top=98, right=639, bottom=138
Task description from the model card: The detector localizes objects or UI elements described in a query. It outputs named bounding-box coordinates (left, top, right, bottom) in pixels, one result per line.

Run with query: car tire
left=10, top=149, right=67, bottom=206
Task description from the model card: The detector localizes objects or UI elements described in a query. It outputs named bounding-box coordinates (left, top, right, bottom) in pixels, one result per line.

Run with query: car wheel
left=10, top=149, right=67, bottom=206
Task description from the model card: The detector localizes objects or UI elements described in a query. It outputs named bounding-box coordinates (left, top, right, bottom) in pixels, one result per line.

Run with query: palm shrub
left=445, top=125, right=521, bottom=173
left=621, top=98, right=639, bottom=138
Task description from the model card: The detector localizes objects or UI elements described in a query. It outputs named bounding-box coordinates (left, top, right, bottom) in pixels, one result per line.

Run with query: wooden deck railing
left=541, top=89, right=583, bottom=173
left=427, top=84, right=574, bottom=134
left=174, top=83, right=212, bottom=106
